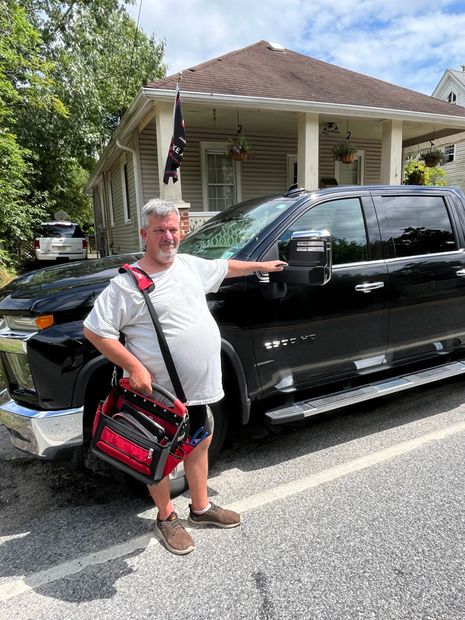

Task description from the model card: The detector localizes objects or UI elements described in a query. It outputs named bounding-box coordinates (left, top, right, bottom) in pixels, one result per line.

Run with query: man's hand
left=128, top=365, right=154, bottom=396
left=257, top=260, right=288, bottom=272
left=226, top=259, right=287, bottom=278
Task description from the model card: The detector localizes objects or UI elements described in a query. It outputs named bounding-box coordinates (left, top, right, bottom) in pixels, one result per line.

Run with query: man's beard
left=157, top=245, right=178, bottom=263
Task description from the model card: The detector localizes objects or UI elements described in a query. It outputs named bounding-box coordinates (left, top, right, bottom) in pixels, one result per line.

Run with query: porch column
left=297, top=112, right=319, bottom=190
left=155, top=101, right=190, bottom=236
left=380, top=120, right=403, bottom=184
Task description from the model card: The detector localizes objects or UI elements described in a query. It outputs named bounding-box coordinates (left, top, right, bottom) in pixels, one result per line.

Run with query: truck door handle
left=355, top=282, right=384, bottom=293
left=456, top=269, right=465, bottom=277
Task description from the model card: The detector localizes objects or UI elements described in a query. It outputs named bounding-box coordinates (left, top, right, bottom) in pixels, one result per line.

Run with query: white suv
left=34, top=221, right=88, bottom=262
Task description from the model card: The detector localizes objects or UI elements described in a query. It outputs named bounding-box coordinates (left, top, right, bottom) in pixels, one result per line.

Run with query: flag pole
left=163, top=73, right=186, bottom=185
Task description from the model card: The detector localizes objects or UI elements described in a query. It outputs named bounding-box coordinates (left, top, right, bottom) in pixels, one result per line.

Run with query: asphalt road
left=2, top=376, right=465, bottom=619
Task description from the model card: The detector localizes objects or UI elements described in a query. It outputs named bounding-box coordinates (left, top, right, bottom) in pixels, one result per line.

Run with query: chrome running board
left=265, top=361, right=465, bottom=425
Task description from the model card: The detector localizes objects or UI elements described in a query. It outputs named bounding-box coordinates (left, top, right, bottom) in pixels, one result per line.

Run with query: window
left=276, top=198, right=368, bottom=265
left=121, top=160, right=131, bottom=222
left=201, top=142, right=240, bottom=211
left=335, top=151, right=364, bottom=185
left=99, top=184, right=106, bottom=229
left=37, top=223, right=84, bottom=238
left=207, top=153, right=235, bottom=210
left=447, top=91, right=457, bottom=103
left=444, top=144, right=455, bottom=163
left=380, top=196, right=456, bottom=258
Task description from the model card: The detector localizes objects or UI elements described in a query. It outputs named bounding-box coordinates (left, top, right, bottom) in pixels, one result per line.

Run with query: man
left=83, top=198, right=286, bottom=555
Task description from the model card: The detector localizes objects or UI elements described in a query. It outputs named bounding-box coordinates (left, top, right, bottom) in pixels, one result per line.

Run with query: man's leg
left=147, top=477, right=173, bottom=519
left=149, top=478, right=195, bottom=555
left=184, top=435, right=212, bottom=511
left=184, top=430, right=241, bottom=529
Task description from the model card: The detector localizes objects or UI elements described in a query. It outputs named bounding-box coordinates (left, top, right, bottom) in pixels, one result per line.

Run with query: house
left=86, top=41, right=465, bottom=255
left=407, top=66, right=465, bottom=186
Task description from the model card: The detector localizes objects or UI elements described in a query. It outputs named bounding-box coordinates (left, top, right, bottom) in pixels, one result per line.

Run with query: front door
left=251, top=195, right=389, bottom=395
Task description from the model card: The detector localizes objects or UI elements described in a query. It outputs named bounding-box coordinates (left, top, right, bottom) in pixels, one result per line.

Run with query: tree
left=1, top=0, right=166, bottom=268
left=0, top=1, right=64, bottom=266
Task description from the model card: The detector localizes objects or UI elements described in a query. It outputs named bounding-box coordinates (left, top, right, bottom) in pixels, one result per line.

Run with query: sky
left=127, top=0, right=465, bottom=96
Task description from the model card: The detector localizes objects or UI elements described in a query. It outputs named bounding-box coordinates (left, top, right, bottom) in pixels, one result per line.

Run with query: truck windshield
left=180, top=195, right=296, bottom=259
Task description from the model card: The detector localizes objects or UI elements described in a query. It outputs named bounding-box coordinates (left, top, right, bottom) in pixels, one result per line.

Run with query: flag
left=163, top=83, right=186, bottom=184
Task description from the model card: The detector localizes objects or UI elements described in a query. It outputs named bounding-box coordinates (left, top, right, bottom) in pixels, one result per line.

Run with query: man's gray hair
left=140, top=199, right=180, bottom=228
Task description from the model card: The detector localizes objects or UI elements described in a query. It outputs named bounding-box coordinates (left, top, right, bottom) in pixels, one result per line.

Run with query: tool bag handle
left=119, top=263, right=186, bottom=404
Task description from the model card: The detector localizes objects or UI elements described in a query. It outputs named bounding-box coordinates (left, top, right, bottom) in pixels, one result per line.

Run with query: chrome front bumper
left=0, top=395, right=83, bottom=459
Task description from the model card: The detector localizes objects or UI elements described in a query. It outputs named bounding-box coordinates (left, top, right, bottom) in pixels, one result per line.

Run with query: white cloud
left=128, top=0, right=465, bottom=94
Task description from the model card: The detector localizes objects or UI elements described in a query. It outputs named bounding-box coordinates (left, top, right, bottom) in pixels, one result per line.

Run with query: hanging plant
left=403, top=161, right=426, bottom=185
left=420, top=148, right=444, bottom=168
left=332, top=140, right=357, bottom=163
left=224, top=130, right=251, bottom=161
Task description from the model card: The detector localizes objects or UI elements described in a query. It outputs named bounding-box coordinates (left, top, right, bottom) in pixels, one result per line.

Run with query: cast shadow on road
left=0, top=374, right=464, bottom=604
left=210, top=374, right=465, bottom=478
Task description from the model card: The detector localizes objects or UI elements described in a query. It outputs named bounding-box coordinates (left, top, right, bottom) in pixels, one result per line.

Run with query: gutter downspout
left=116, top=139, right=144, bottom=250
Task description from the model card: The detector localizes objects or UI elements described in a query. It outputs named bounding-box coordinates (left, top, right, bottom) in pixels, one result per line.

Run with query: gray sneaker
left=155, top=512, right=195, bottom=555
left=187, top=503, right=241, bottom=528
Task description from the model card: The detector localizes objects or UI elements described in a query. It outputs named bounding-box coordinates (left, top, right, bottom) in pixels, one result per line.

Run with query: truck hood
left=0, top=254, right=142, bottom=314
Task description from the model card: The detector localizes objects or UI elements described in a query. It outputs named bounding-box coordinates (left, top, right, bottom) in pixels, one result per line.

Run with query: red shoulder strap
left=119, top=263, right=155, bottom=293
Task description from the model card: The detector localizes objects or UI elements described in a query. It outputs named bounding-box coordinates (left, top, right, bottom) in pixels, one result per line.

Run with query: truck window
left=277, top=198, right=368, bottom=264
left=380, top=196, right=457, bottom=258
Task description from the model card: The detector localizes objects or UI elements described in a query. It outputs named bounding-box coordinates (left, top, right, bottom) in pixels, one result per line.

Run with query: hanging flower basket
left=420, top=149, right=444, bottom=168
left=404, top=164, right=425, bottom=185
left=225, top=134, right=251, bottom=161
left=230, top=150, right=250, bottom=161
left=339, top=153, right=357, bottom=164
left=332, top=141, right=357, bottom=164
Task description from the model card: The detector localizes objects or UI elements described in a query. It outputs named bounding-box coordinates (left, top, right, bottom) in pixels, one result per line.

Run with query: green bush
left=403, top=159, right=446, bottom=186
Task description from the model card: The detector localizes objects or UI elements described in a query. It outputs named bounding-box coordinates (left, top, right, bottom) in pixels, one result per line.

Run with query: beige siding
left=179, top=129, right=300, bottom=208
left=97, top=122, right=384, bottom=252
left=320, top=135, right=382, bottom=185
left=107, top=152, right=140, bottom=254
left=443, top=138, right=465, bottom=188
left=240, top=134, right=298, bottom=199
left=135, top=124, right=384, bottom=214
left=139, top=120, right=160, bottom=203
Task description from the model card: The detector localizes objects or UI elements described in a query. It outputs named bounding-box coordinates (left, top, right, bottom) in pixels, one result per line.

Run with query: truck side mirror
left=270, top=230, right=332, bottom=286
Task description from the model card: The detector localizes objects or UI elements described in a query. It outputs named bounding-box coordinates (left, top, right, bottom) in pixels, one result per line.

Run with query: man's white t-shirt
left=84, top=254, right=229, bottom=405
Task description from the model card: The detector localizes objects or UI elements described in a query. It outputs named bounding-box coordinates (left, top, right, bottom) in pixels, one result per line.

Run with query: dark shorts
left=188, top=404, right=208, bottom=435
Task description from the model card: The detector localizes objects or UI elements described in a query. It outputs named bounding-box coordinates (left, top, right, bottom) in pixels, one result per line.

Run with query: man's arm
left=226, top=259, right=287, bottom=278
left=83, top=327, right=153, bottom=395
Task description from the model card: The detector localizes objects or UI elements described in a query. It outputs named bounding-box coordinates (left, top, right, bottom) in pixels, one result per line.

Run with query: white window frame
left=443, top=144, right=456, bottom=163
left=335, top=150, right=365, bottom=185
left=98, top=183, right=106, bottom=229
left=120, top=157, right=131, bottom=223
left=287, top=154, right=298, bottom=188
left=107, top=172, right=115, bottom=226
left=200, top=141, right=241, bottom=211
left=447, top=91, right=457, bottom=104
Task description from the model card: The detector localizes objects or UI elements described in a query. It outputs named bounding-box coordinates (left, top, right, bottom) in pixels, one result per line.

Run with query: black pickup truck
left=2, top=184, right=465, bottom=478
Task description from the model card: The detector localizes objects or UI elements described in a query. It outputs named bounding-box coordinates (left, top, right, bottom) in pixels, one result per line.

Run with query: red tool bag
left=91, top=264, right=208, bottom=485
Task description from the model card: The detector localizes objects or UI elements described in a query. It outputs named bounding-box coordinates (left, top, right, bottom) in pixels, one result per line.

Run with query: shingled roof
left=146, top=40, right=465, bottom=119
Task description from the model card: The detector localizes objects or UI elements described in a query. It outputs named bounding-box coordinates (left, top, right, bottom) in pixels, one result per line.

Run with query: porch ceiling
left=182, top=104, right=465, bottom=145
